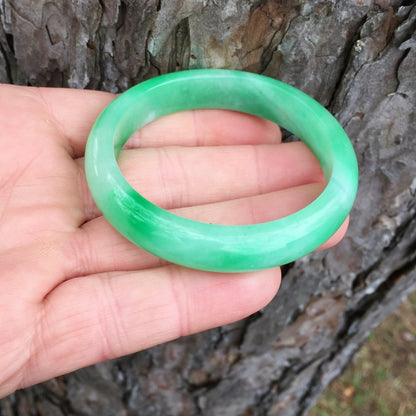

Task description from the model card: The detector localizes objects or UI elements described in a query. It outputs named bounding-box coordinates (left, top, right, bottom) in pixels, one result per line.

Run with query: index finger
left=34, top=87, right=282, bottom=156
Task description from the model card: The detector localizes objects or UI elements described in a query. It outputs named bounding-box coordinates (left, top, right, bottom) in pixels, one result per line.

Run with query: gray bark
left=1, top=0, right=416, bottom=415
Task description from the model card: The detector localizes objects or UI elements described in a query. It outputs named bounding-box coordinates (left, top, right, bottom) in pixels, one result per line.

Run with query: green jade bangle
left=85, top=69, right=358, bottom=273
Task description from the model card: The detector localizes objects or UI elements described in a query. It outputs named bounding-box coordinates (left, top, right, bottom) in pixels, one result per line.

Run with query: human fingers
left=123, top=109, right=282, bottom=149
left=32, top=85, right=281, bottom=156
left=78, top=141, right=324, bottom=222
left=65, top=183, right=348, bottom=278
left=0, top=85, right=115, bottom=157
left=23, top=265, right=281, bottom=390
left=316, top=216, right=349, bottom=251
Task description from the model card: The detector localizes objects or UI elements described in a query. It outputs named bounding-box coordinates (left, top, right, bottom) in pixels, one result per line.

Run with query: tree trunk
left=1, top=1, right=415, bottom=415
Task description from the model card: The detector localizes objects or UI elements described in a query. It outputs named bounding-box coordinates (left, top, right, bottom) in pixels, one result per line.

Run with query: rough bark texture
left=1, top=0, right=416, bottom=415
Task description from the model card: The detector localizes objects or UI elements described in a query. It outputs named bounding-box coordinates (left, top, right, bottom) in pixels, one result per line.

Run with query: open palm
left=0, top=84, right=347, bottom=397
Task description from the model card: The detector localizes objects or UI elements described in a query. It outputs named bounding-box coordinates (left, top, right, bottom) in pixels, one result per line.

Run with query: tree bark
left=1, top=0, right=415, bottom=415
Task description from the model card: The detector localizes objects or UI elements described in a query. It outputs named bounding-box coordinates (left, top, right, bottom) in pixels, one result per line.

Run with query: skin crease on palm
left=0, top=84, right=349, bottom=398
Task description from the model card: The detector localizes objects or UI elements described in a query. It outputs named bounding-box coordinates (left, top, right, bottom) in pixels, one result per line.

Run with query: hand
left=0, top=84, right=347, bottom=397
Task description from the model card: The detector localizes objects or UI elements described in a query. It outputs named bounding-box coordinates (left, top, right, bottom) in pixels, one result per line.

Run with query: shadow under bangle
left=85, top=69, right=359, bottom=273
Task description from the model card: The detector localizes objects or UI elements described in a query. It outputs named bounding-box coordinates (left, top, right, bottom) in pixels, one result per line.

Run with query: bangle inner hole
left=118, top=110, right=325, bottom=226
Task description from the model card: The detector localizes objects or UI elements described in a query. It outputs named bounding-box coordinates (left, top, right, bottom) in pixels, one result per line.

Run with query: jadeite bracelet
left=85, top=69, right=358, bottom=273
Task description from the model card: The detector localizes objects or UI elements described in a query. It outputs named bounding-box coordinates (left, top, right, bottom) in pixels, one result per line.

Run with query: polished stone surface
left=85, top=69, right=358, bottom=272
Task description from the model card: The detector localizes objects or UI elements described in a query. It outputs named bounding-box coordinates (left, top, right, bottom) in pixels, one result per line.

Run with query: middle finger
left=79, top=141, right=324, bottom=221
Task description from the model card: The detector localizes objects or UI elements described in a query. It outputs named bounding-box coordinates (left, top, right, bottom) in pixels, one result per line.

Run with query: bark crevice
left=1, top=1, right=415, bottom=415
